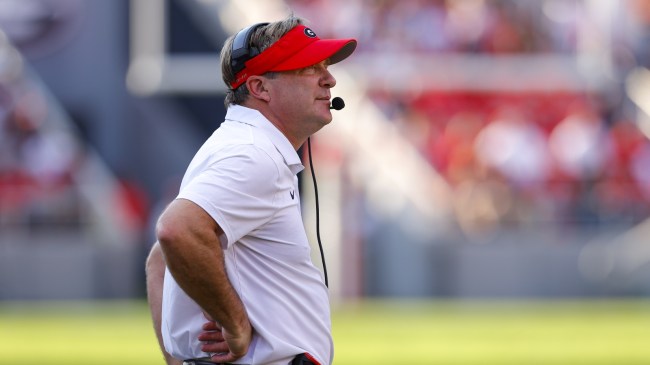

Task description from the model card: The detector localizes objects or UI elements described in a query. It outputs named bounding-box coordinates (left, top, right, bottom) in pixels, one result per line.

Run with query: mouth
left=316, top=97, right=331, bottom=106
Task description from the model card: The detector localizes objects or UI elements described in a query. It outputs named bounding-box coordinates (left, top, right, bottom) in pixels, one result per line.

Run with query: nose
left=320, top=68, right=336, bottom=89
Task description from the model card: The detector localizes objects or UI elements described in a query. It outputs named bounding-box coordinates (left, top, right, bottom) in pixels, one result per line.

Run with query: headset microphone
left=329, top=97, right=345, bottom=110
left=310, top=97, right=345, bottom=288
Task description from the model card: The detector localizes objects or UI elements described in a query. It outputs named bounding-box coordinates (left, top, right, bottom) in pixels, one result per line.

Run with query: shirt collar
left=225, top=105, right=304, bottom=174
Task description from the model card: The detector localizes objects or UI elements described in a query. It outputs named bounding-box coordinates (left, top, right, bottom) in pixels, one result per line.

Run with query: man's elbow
left=145, top=242, right=165, bottom=276
left=155, top=214, right=182, bottom=251
left=155, top=199, right=220, bottom=252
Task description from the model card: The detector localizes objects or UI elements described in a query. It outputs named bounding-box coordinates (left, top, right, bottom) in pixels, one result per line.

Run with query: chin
left=321, top=115, right=333, bottom=125
left=310, top=116, right=332, bottom=134
left=314, top=108, right=332, bottom=123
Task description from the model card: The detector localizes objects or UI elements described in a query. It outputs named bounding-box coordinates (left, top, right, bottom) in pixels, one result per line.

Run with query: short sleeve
left=177, top=145, right=280, bottom=248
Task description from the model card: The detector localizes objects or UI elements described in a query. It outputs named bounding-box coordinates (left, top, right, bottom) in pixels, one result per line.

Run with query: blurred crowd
left=382, top=91, right=650, bottom=238
left=287, top=0, right=650, bottom=237
left=0, top=77, right=85, bottom=229
left=2, top=0, right=650, bottom=241
left=292, top=0, right=650, bottom=62
left=291, top=0, right=586, bottom=54
left=0, top=35, right=148, bottom=233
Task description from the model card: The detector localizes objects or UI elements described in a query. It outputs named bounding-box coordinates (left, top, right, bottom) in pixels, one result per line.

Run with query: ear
left=246, top=76, right=271, bottom=103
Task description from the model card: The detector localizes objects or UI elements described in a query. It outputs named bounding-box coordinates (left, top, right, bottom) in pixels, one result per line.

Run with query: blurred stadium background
left=1, top=0, right=650, bottom=364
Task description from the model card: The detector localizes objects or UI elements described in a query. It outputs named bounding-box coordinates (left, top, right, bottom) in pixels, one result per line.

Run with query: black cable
left=307, top=137, right=328, bottom=288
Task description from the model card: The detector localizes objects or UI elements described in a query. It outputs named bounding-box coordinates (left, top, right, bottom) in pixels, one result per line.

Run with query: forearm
left=156, top=199, right=249, bottom=335
left=161, top=235, right=248, bottom=331
left=145, top=242, right=182, bottom=365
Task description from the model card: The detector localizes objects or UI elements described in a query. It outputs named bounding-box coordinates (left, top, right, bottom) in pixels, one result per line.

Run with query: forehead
left=300, top=59, right=331, bottom=68
left=299, top=59, right=331, bottom=71
left=273, top=59, right=330, bottom=77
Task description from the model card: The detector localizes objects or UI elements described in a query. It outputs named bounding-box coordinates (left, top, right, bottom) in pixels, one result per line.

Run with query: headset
left=307, top=137, right=328, bottom=287
left=230, top=22, right=269, bottom=75
left=229, top=22, right=331, bottom=287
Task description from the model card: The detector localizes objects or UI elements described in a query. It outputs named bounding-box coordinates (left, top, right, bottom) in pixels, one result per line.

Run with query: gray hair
left=221, top=16, right=305, bottom=107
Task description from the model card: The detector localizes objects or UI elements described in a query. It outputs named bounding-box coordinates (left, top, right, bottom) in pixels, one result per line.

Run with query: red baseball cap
left=230, top=25, right=357, bottom=89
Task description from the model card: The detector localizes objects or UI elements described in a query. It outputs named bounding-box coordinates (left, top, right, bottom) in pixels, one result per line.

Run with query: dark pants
left=291, top=353, right=317, bottom=365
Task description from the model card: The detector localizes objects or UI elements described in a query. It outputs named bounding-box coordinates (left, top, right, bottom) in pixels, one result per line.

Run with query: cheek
left=271, top=79, right=318, bottom=112
left=284, top=91, right=312, bottom=110
left=272, top=92, right=309, bottom=119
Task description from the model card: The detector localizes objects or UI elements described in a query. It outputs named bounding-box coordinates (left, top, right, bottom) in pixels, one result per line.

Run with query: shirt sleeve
left=177, top=144, right=280, bottom=248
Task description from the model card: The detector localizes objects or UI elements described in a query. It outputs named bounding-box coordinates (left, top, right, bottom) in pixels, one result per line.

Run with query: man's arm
left=156, top=198, right=252, bottom=364
left=145, top=242, right=182, bottom=365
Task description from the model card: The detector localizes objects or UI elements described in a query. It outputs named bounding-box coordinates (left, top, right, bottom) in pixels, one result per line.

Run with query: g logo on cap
left=304, top=28, right=316, bottom=38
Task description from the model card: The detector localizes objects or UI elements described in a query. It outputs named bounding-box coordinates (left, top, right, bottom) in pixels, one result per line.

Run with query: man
left=145, top=16, right=357, bottom=365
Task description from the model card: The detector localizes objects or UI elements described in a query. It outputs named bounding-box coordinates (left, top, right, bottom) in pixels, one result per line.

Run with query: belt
left=183, top=353, right=316, bottom=365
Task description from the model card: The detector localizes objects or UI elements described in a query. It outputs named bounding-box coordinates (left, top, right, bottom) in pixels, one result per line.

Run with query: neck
left=240, top=101, right=306, bottom=150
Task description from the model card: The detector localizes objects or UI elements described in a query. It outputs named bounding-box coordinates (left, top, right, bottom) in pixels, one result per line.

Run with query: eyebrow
left=285, top=61, right=329, bottom=75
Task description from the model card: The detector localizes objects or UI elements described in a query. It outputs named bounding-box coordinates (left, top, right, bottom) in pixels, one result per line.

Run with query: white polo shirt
left=161, top=105, right=332, bottom=365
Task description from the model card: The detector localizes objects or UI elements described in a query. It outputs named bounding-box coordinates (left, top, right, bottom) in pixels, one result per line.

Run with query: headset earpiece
left=230, top=22, right=270, bottom=75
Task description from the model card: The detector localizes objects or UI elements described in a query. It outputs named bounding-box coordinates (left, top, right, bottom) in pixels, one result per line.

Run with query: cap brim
left=269, top=39, right=357, bottom=72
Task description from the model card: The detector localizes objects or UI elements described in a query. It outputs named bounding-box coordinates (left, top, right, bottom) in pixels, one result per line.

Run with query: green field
left=1, top=299, right=650, bottom=365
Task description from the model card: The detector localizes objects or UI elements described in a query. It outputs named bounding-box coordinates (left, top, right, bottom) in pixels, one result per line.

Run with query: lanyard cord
left=307, top=137, right=328, bottom=288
